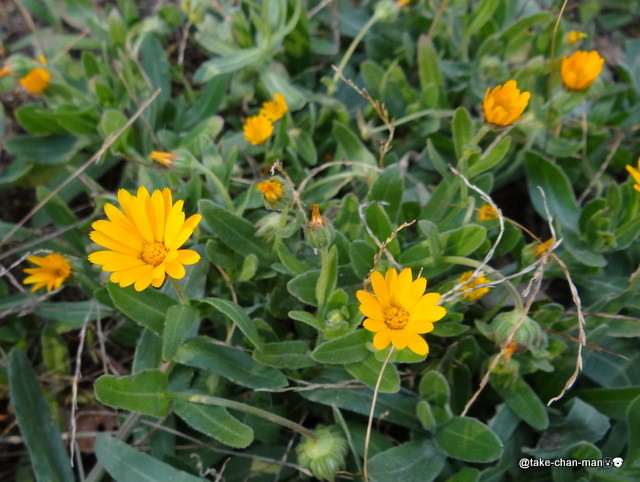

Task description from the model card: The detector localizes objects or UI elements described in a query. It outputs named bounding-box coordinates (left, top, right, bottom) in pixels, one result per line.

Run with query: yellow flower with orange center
left=18, top=67, right=51, bottom=94
left=357, top=268, right=446, bottom=356
left=243, top=115, right=274, bottom=145
left=458, top=271, right=490, bottom=301
left=566, top=31, right=587, bottom=44
left=88, top=187, right=202, bottom=291
left=626, top=158, right=640, bottom=192
left=259, top=93, right=288, bottom=122
left=482, top=80, right=531, bottom=127
left=150, top=151, right=177, bottom=167
left=561, top=50, right=604, bottom=91
left=23, top=253, right=72, bottom=292
left=534, top=237, right=555, bottom=258
left=477, top=204, right=499, bottom=221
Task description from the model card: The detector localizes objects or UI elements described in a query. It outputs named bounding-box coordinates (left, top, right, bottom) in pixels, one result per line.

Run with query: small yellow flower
left=478, top=204, right=499, bottom=221
left=395, top=0, right=412, bottom=7
left=357, top=268, right=446, bottom=356
left=243, top=115, right=274, bottom=145
left=0, top=64, right=12, bottom=78
left=19, top=67, right=51, bottom=94
left=625, top=159, right=640, bottom=192
left=561, top=50, right=604, bottom=91
left=257, top=178, right=284, bottom=203
left=482, top=80, right=531, bottom=127
left=566, top=31, right=587, bottom=44
left=458, top=271, right=490, bottom=302
left=88, top=187, right=202, bottom=291
left=23, top=253, right=72, bottom=292
left=259, top=93, right=288, bottom=122
left=534, top=237, right=555, bottom=258
left=150, top=151, right=177, bottom=167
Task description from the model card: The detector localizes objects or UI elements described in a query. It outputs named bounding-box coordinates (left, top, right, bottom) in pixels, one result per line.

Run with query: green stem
left=170, top=278, right=189, bottom=305
left=194, top=163, right=235, bottom=211
left=169, top=392, right=316, bottom=440
left=363, top=346, right=394, bottom=481
left=368, top=109, right=456, bottom=134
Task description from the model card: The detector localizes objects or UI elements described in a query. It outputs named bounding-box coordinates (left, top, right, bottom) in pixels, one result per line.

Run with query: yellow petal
left=115, top=265, right=154, bottom=288
left=176, top=249, right=200, bottom=265
left=134, top=268, right=155, bottom=291
left=88, top=251, right=145, bottom=271
left=356, top=290, right=384, bottom=319
left=401, top=277, right=426, bottom=309
left=390, top=330, right=409, bottom=350
left=150, top=189, right=166, bottom=242
left=406, top=334, right=429, bottom=356
left=165, top=260, right=186, bottom=279
left=89, top=231, right=141, bottom=257
left=405, top=319, right=434, bottom=334
left=373, top=331, right=392, bottom=350
left=370, top=271, right=390, bottom=307
left=164, top=200, right=186, bottom=248
left=363, top=318, right=387, bottom=333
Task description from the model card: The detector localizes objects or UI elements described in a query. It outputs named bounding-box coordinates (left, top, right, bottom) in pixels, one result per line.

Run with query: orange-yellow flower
left=458, top=271, right=490, bottom=301
left=534, top=237, right=555, bottom=258
left=18, top=67, right=51, bottom=94
left=88, top=187, right=202, bottom=291
left=483, top=80, right=530, bottom=127
left=150, top=151, right=177, bottom=167
left=259, top=93, right=288, bottom=122
left=395, top=0, right=412, bottom=6
left=243, top=115, right=274, bottom=145
left=566, top=31, right=587, bottom=44
left=561, top=50, right=604, bottom=91
left=357, top=268, right=446, bottom=356
left=626, top=159, right=640, bottom=192
left=23, top=253, right=71, bottom=292
left=478, top=204, right=499, bottom=221
left=257, top=178, right=284, bottom=203
left=0, top=64, right=12, bottom=78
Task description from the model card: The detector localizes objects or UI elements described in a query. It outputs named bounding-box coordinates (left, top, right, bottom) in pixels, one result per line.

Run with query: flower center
left=142, top=242, right=168, bottom=266
left=384, top=306, right=409, bottom=330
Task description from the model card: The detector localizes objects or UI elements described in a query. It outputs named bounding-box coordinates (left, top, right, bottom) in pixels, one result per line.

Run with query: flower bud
left=296, top=426, right=347, bottom=481
left=374, top=0, right=397, bottom=21
left=304, top=204, right=335, bottom=250
left=489, top=310, right=542, bottom=349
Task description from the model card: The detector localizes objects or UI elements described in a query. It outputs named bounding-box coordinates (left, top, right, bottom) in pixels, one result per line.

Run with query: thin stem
left=170, top=278, right=189, bottom=305
left=363, top=346, right=394, bottom=481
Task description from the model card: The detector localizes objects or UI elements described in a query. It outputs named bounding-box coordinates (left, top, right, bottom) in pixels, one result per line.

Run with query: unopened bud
left=304, top=204, right=335, bottom=249
left=296, top=426, right=347, bottom=481
left=490, top=310, right=542, bottom=349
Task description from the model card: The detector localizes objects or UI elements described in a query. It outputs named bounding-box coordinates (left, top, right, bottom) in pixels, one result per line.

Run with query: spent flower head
left=482, top=80, right=530, bottom=127
left=88, top=187, right=201, bottom=291
left=561, top=50, right=604, bottom=91
left=259, top=93, right=288, bottom=122
left=243, top=115, right=274, bottom=145
left=357, top=268, right=446, bottom=356
left=458, top=271, right=490, bottom=302
left=23, top=253, right=72, bottom=292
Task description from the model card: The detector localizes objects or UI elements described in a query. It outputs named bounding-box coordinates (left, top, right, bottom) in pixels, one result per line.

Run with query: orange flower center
left=142, top=242, right=168, bottom=266
left=384, top=306, right=409, bottom=330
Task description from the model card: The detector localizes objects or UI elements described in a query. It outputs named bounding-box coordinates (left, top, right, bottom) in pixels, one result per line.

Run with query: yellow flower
left=18, top=67, right=51, bottom=94
left=478, top=204, right=499, bottom=221
left=150, top=151, right=177, bottom=167
left=23, top=253, right=72, bottom=292
left=395, top=0, right=412, bottom=6
left=257, top=178, right=284, bottom=203
left=357, top=268, right=446, bottom=356
left=88, top=187, right=202, bottom=291
left=259, top=93, right=288, bottom=122
left=561, top=50, right=604, bottom=91
left=458, top=271, right=490, bottom=302
left=482, top=80, right=531, bottom=127
left=625, top=159, right=640, bottom=192
left=566, top=31, right=587, bottom=44
left=534, top=237, right=555, bottom=258
left=243, top=115, right=274, bottom=145
left=0, top=64, right=12, bottom=78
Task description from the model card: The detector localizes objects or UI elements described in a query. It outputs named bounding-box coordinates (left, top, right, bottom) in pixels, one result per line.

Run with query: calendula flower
left=534, top=237, right=555, bottom=258
left=88, top=187, right=202, bottom=291
left=566, top=31, right=587, bottom=44
left=257, top=176, right=290, bottom=210
left=483, top=80, right=531, bottom=127
left=23, top=253, right=72, bottom=292
left=458, top=271, right=490, bottom=301
left=150, top=151, right=177, bottom=167
left=18, top=67, right=51, bottom=94
left=478, top=204, right=499, bottom=221
left=625, top=159, right=640, bottom=192
left=259, top=93, right=288, bottom=122
left=357, top=268, right=446, bottom=356
left=0, top=64, right=12, bottom=78
left=561, top=50, right=604, bottom=91
left=243, top=115, right=274, bottom=145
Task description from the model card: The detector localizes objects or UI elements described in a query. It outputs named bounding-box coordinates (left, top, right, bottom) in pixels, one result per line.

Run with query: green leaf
left=199, top=298, right=262, bottom=348
left=575, top=387, right=640, bottom=420
left=253, top=340, right=315, bottom=369
left=98, top=109, right=130, bottom=152
left=492, top=379, right=549, bottom=430
left=419, top=371, right=450, bottom=406
left=434, top=416, right=503, bottom=463
left=162, top=305, right=200, bottom=360
left=416, top=400, right=437, bottom=430
left=417, top=35, right=444, bottom=103
left=466, top=0, right=500, bottom=37
left=41, top=325, right=70, bottom=376
left=184, top=75, right=230, bottom=128
left=4, top=134, right=79, bottom=165
left=333, top=121, right=376, bottom=166
left=289, top=310, right=322, bottom=329
left=259, top=67, right=306, bottom=110
left=452, top=107, right=473, bottom=161
left=94, top=371, right=169, bottom=417
left=368, top=438, right=446, bottom=482
left=445, top=468, right=480, bottom=482
left=173, top=399, right=254, bottom=448
left=467, top=136, right=511, bottom=177
left=366, top=202, right=399, bottom=256
left=132, top=330, right=162, bottom=374
left=350, top=239, right=376, bottom=279
left=8, top=350, right=74, bottom=482
left=237, top=254, right=258, bottom=282
left=107, top=283, right=177, bottom=335
left=627, top=395, right=640, bottom=465
left=287, top=269, right=320, bottom=306
left=276, top=243, right=310, bottom=276
left=441, top=225, right=486, bottom=256
left=175, top=337, right=287, bottom=389
left=345, top=355, right=400, bottom=393
left=94, top=434, right=203, bottom=482
left=368, top=164, right=404, bottom=221
left=311, top=330, right=370, bottom=364
left=194, top=47, right=265, bottom=83
left=316, top=245, right=338, bottom=309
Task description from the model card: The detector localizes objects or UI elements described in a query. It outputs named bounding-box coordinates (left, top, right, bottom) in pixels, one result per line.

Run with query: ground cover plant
left=1, top=0, right=640, bottom=480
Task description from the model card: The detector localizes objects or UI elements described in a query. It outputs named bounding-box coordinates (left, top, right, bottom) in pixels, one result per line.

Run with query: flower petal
left=370, top=271, right=390, bottom=307
left=406, top=334, right=429, bottom=356
left=363, top=318, right=387, bottom=333
left=356, top=290, right=384, bottom=320
left=373, top=331, right=392, bottom=351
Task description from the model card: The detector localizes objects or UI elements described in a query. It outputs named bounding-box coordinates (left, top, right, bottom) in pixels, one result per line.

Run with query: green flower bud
left=374, top=0, right=398, bottom=22
left=489, top=310, right=543, bottom=349
left=297, top=426, right=348, bottom=481
left=304, top=204, right=335, bottom=250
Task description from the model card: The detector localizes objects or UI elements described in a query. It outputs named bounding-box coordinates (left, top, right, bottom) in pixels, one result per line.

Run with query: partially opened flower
left=150, top=151, right=177, bottom=167
left=534, top=237, right=555, bottom=258
left=257, top=176, right=290, bottom=210
left=566, top=31, right=587, bottom=44
left=626, top=159, right=640, bottom=192
left=478, top=204, right=499, bottom=221
left=23, top=253, right=71, bottom=292
left=259, top=93, right=288, bottom=122
left=482, top=80, right=531, bottom=127
left=561, top=50, right=604, bottom=91
left=458, top=271, right=490, bottom=301
left=19, top=67, right=51, bottom=94
left=88, top=187, right=202, bottom=291
left=357, top=268, right=446, bottom=356
left=243, top=115, right=274, bottom=145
